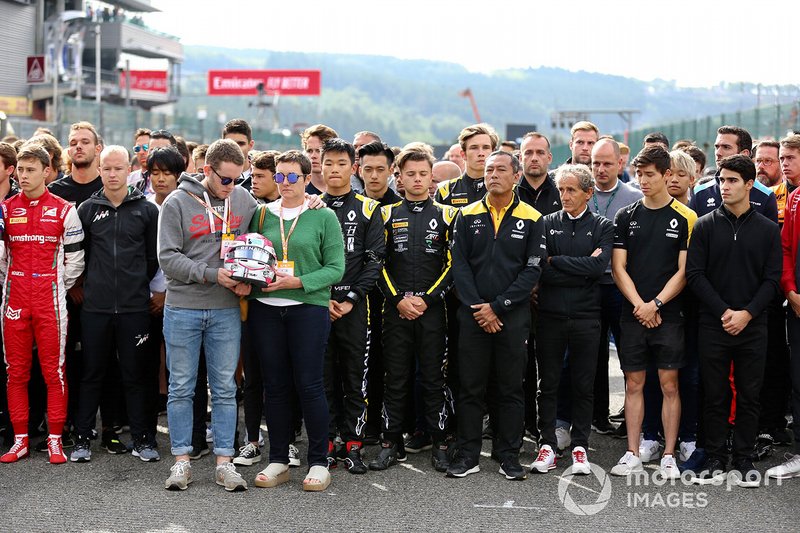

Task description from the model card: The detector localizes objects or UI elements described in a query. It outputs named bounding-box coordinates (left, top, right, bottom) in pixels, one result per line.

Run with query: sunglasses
left=274, top=172, right=304, bottom=184
left=212, top=167, right=244, bottom=186
left=133, top=144, right=149, bottom=153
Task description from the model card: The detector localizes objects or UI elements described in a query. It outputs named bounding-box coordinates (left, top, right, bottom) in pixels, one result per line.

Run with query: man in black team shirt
left=48, top=121, right=127, bottom=454
left=435, top=123, right=499, bottom=208
left=319, top=139, right=385, bottom=474
left=687, top=155, right=781, bottom=487
left=609, top=145, right=697, bottom=480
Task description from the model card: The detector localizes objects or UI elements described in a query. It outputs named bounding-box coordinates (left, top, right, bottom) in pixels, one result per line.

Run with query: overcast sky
left=147, top=0, right=796, bottom=88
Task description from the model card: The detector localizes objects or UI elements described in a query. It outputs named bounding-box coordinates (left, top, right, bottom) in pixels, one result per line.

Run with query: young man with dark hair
left=250, top=150, right=281, bottom=204
left=448, top=150, right=546, bottom=480
left=70, top=146, right=160, bottom=463
left=0, top=144, right=84, bottom=464
left=223, top=119, right=255, bottom=189
left=435, top=123, right=499, bottom=207
left=369, top=148, right=456, bottom=472
left=358, top=141, right=400, bottom=205
left=687, top=154, right=781, bottom=487
left=610, top=145, right=696, bottom=479
left=319, top=138, right=385, bottom=474
left=159, top=138, right=257, bottom=492
left=0, top=142, right=19, bottom=201
left=643, top=132, right=670, bottom=149
left=690, top=126, right=777, bottom=222
left=531, top=164, right=613, bottom=475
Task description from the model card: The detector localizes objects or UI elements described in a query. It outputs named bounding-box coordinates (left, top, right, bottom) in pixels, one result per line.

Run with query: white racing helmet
left=224, top=233, right=278, bottom=288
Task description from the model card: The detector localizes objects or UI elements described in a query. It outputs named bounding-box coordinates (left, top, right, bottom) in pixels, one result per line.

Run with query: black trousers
left=784, top=312, right=800, bottom=454
left=381, top=302, right=448, bottom=440
left=324, top=298, right=370, bottom=441
left=240, top=323, right=264, bottom=443
left=76, top=311, right=155, bottom=442
left=699, top=322, right=767, bottom=462
left=365, top=290, right=385, bottom=437
left=524, top=303, right=538, bottom=434
left=456, top=305, right=530, bottom=460
left=594, top=283, right=623, bottom=422
left=536, top=316, right=600, bottom=449
left=759, top=303, right=790, bottom=432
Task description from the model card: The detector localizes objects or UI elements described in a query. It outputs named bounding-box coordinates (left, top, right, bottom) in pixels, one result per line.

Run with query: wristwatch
left=653, top=298, right=663, bottom=309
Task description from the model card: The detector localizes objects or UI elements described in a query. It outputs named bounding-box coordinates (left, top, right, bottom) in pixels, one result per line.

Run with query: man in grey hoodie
left=158, top=138, right=257, bottom=492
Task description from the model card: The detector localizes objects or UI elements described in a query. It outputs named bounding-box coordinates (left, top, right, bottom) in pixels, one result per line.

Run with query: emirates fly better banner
left=207, top=70, right=322, bottom=96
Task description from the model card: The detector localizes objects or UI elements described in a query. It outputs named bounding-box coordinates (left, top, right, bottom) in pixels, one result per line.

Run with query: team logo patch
left=392, top=221, right=408, bottom=228
left=93, top=210, right=110, bottom=223
left=706, top=197, right=716, bottom=207
left=42, top=207, right=58, bottom=218
left=5, top=307, right=20, bottom=320
left=452, top=198, right=468, bottom=205
left=11, top=208, right=26, bottom=217
left=516, top=220, right=525, bottom=230
left=9, top=217, right=27, bottom=224
left=669, top=218, right=678, bottom=229
left=347, top=210, right=356, bottom=222
left=429, top=219, right=438, bottom=230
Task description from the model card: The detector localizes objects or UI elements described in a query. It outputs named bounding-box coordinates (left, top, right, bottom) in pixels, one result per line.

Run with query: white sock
left=48, top=434, right=61, bottom=439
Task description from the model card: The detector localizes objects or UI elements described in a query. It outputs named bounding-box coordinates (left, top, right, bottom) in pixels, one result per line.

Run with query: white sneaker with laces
left=659, top=454, right=680, bottom=479
left=531, top=444, right=557, bottom=473
left=766, top=453, right=800, bottom=479
left=610, top=451, right=643, bottom=476
left=571, top=446, right=590, bottom=475
left=679, top=441, right=696, bottom=463
left=639, top=438, right=663, bottom=463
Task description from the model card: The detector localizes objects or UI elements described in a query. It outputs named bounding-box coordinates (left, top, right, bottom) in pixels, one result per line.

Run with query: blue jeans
left=164, top=305, right=241, bottom=457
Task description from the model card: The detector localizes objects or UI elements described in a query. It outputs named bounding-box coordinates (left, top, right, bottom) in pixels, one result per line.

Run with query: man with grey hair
left=531, top=164, right=614, bottom=475
left=70, top=145, right=160, bottom=463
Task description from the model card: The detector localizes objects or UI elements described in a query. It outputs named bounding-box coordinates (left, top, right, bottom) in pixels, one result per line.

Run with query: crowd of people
left=0, top=116, right=798, bottom=493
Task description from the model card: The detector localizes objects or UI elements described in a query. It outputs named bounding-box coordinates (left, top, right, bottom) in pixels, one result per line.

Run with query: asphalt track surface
left=1, top=352, right=797, bottom=532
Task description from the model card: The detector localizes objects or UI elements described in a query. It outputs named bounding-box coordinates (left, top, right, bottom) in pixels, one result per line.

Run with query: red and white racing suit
left=1, top=189, right=84, bottom=435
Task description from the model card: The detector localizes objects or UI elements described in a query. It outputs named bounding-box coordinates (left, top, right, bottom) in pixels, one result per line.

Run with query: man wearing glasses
left=127, top=127, right=151, bottom=195
left=158, top=138, right=257, bottom=492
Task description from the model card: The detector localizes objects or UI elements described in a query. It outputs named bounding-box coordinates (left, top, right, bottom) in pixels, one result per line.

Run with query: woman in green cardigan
left=246, top=150, right=345, bottom=492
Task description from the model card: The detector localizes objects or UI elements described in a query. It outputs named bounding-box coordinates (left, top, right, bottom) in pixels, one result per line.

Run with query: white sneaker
left=555, top=427, right=571, bottom=452
left=766, top=453, right=800, bottom=480
left=258, top=432, right=265, bottom=448
left=679, top=441, right=696, bottom=463
left=205, top=427, right=214, bottom=443
left=530, top=444, right=557, bottom=473
left=288, top=444, right=301, bottom=467
left=659, top=454, right=680, bottom=479
left=571, top=446, right=591, bottom=475
left=638, top=438, right=663, bottom=463
left=610, top=451, right=643, bottom=476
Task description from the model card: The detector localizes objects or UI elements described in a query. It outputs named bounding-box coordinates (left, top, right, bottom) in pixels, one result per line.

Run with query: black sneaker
left=431, top=443, right=450, bottom=472
left=101, top=432, right=128, bottom=454
left=752, top=433, right=774, bottom=461
left=609, top=407, right=625, bottom=423
left=188, top=439, right=210, bottom=460
left=691, top=457, right=727, bottom=485
left=446, top=454, right=480, bottom=478
left=404, top=431, right=432, bottom=453
left=499, top=456, right=527, bottom=480
left=773, top=427, right=792, bottom=447
left=326, top=440, right=341, bottom=470
left=344, top=442, right=367, bottom=474
left=591, top=419, right=615, bottom=435
left=612, top=422, right=627, bottom=439
left=69, top=437, right=92, bottom=463
left=368, top=441, right=404, bottom=471
left=732, top=458, right=760, bottom=488
left=61, top=432, right=77, bottom=449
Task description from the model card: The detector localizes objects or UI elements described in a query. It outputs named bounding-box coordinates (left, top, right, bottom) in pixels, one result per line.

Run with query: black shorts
left=618, top=320, right=685, bottom=372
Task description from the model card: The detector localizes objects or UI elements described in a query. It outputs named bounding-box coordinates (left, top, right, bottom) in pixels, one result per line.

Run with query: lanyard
left=592, top=188, right=618, bottom=218
left=188, top=191, right=230, bottom=234
left=278, top=206, right=301, bottom=261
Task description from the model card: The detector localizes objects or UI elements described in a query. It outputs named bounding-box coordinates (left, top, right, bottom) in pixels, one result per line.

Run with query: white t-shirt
left=258, top=200, right=309, bottom=307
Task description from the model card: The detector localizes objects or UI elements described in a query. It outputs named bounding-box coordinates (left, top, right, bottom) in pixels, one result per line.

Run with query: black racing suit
left=321, top=190, right=385, bottom=443
left=378, top=198, right=457, bottom=444
left=434, top=172, right=486, bottom=208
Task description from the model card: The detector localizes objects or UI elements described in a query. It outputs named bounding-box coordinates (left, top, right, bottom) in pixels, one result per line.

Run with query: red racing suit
left=1, top=189, right=84, bottom=435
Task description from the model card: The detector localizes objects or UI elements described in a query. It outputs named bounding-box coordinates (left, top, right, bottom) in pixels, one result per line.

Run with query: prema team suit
left=0, top=189, right=85, bottom=436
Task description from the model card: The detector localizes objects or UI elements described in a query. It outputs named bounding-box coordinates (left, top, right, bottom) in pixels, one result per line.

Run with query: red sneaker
left=0, top=436, right=30, bottom=463
left=47, top=436, right=67, bottom=464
